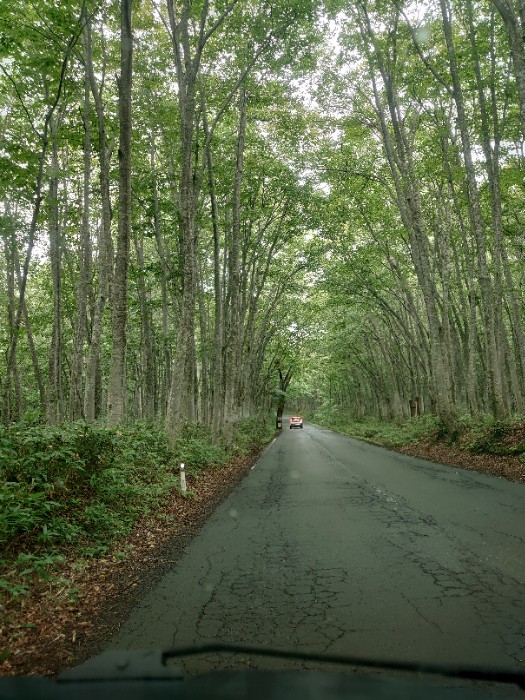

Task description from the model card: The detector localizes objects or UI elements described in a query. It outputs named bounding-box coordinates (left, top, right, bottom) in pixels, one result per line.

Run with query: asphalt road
left=110, top=420, right=525, bottom=677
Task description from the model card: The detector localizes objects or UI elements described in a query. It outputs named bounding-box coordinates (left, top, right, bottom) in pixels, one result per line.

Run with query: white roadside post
left=180, top=463, right=187, bottom=496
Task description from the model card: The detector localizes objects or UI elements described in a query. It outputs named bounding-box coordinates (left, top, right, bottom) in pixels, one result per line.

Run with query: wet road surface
left=110, top=421, right=525, bottom=675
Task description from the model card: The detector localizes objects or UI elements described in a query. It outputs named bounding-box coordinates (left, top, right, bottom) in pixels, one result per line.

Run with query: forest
left=1, top=0, right=525, bottom=436
left=2, top=0, right=525, bottom=438
left=1, top=0, right=525, bottom=624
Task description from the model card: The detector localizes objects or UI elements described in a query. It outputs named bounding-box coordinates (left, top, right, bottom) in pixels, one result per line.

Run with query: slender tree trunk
left=1, top=10, right=82, bottom=422
left=3, top=227, right=20, bottom=421
left=224, top=88, right=247, bottom=441
left=491, top=0, right=525, bottom=141
left=466, top=0, right=525, bottom=411
left=83, top=13, right=114, bottom=422
left=359, top=6, right=457, bottom=432
left=133, top=230, right=156, bottom=420
left=439, top=128, right=481, bottom=414
left=204, top=113, right=225, bottom=439
left=166, top=92, right=198, bottom=431
left=150, top=135, right=171, bottom=416
left=1, top=209, right=47, bottom=415
left=164, top=0, right=256, bottom=435
left=46, top=116, right=63, bottom=426
left=276, top=366, right=292, bottom=426
left=70, top=74, right=92, bottom=421
left=3, top=139, right=47, bottom=421
left=165, top=0, right=200, bottom=435
left=196, top=256, right=211, bottom=426
left=107, top=0, right=133, bottom=426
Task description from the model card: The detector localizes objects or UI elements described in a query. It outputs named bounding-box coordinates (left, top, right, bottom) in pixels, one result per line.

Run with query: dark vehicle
left=1, top=644, right=523, bottom=699
left=289, top=416, right=303, bottom=429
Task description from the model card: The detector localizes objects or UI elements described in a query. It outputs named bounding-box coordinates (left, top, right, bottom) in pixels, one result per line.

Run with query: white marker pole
left=180, top=463, right=187, bottom=496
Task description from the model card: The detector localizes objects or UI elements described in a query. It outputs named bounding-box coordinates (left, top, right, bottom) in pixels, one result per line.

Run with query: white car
left=289, top=416, right=303, bottom=429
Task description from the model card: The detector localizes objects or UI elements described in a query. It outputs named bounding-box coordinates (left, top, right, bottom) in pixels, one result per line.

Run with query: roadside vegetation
left=306, top=407, right=441, bottom=446
left=0, top=417, right=275, bottom=608
left=304, top=408, right=525, bottom=482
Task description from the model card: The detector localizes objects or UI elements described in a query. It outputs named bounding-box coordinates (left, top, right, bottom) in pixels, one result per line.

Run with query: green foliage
left=310, top=408, right=440, bottom=447
left=0, top=417, right=275, bottom=603
left=14, top=552, right=66, bottom=580
left=232, top=416, right=276, bottom=455
left=310, top=409, right=525, bottom=461
left=0, top=577, right=29, bottom=599
left=170, top=417, right=275, bottom=474
left=172, top=423, right=227, bottom=473
left=0, top=552, right=66, bottom=600
left=461, top=418, right=525, bottom=456
left=0, top=483, right=59, bottom=543
left=1, top=421, right=115, bottom=485
left=0, top=422, right=177, bottom=577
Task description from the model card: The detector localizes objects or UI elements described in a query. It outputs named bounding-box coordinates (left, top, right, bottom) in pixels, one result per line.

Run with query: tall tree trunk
left=164, top=0, right=249, bottom=435
left=133, top=229, right=156, bottom=420
left=438, top=123, right=481, bottom=415
left=276, top=365, right=292, bottom=426
left=203, top=112, right=225, bottom=439
left=358, top=5, right=457, bottom=432
left=466, top=0, right=525, bottom=411
left=491, top=0, right=525, bottom=141
left=46, top=116, right=63, bottom=426
left=1, top=9, right=82, bottom=422
left=83, top=13, right=114, bottom=421
left=70, top=74, right=92, bottom=421
left=107, top=0, right=133, bottom=426
left=3, top=225, right=20, bottom=421
left=165, top=0, right=200, bottom=434
left=224, top=88, right=247, bottom=441
left=2, top=209, right=46, bottom=415
left=3, top=131, right=48, bottom=422
left=196, top=256, right=211, bottom=426
left=150, top=135, right=171, bottom=416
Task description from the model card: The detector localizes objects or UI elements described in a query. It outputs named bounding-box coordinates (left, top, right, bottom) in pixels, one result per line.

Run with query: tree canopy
left=1, top=0, right=524, bottom=436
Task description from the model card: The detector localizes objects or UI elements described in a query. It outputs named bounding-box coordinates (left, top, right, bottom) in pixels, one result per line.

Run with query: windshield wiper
left=59, top=642, right=525, bottom=689
left=161, top=643, right=525, bottom=688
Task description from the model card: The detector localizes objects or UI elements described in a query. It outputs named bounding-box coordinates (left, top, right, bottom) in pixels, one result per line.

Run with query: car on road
left=289, top=416, right=303, bottom=429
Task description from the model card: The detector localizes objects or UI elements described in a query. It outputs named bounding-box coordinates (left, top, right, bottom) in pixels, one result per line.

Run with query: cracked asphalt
left=110, top=421, right=525, bottom=676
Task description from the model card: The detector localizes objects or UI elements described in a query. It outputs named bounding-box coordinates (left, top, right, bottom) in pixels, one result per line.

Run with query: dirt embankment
left=393, top=423, right=525, bottom=484
left=395, top=441, right=525, bottom=483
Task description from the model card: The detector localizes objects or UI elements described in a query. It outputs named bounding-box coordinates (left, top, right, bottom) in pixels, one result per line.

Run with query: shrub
left=0, top=416, right=275, bottom=603
left=309, top=411, right=440, bottom=446
left=172, top=422, right=227, bottom=472
left=0, top=422, right=177, bottom=561
left=0, top=421, right=116, bottom=488
left=462, top=417, right=525, bottom=455
left=0, top=483, right=60, bottom=543
left=233, top=416, right=275, bottom=455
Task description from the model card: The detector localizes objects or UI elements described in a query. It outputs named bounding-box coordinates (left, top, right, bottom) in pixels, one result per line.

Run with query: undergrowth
left=307, top=406, right=440, bottom=446
left=0, top=416, right=274, bottom=603
left=457, top=415, right=525, bottom=457
left=307, top=406, right=525, bottom=458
